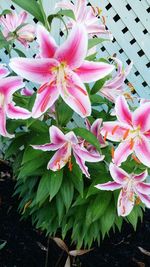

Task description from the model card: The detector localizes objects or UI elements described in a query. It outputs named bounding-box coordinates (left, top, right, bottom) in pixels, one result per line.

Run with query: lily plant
left=95, top=163, right=150, bottom=216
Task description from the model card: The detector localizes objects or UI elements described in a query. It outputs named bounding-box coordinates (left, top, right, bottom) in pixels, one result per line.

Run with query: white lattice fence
left=0, top=0, right=149, bottom=98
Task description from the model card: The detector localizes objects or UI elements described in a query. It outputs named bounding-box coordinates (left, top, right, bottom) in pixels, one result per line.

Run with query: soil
left=1, top=162, right=150, bottom=267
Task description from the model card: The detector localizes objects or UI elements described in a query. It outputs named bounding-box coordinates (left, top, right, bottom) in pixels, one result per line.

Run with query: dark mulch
left=0, top=162, right=150, bottom=267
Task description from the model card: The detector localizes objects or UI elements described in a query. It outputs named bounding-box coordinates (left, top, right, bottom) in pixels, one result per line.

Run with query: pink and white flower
left=21, top=87, right=35, bottom=96
left=9, top=24, right=114, bottom=118
left=0, top=11, right=35, bottom=47
left=100, top=58, right=133, bottom=103
left=55, top=0, right=112, bottom=39
left=84, top=118, right=106, bottom=151
left=95, top=163, right=150, bottom=216
left=32, top=125, right=104, bottom=178
left=0, top=65, right=31, bottom=138
left=101, top=95, right=150, bottom=167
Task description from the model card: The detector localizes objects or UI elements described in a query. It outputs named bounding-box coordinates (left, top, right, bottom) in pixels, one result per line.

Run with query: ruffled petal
left=7, top=102, right=31, bottom=119
left=60, top=70, right=91, bottom=117
left=0, top=108, right=14, bottom=138
left=0, top=76, right=24, bottom=100
left=115, top=96, right=132, bottom=125
left=32, top=80, right=59, bottom=118
left=133, top=169, right=148, bottom=182
left=50, top=126, right=66, bottom=145
left=9, top=58, right=58, bottom=83
left=95, top=181, right=122, bottom=191
left=109, top=163, right=128, bottom=184
left=73, top=144, right=104, bottom=162
left=76, top=60, right=114, bottom=83
left=32, top=143, right=63, bottom=151
left=47, top=144, right=71, bottom=171
left=134, top=135, right=150, bottom=167
left=117, top=189, right=134, bottom=217
left=113, top=141, right=133, bottom=166
left=55, top=24, right=88, bottom=69
left=133, top=102, right=150, bottom=133
left=36, top=25, right=58, bottom=58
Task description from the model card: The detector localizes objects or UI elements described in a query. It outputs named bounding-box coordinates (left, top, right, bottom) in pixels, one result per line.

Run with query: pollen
left=111, top=146, right=115, bottom=159
left=130, top=138, right=134, bottom=149
left=135, top=196, right=141, bottom=205
left=104, top=131, right=108, bottom=142
left=68, top=157, right=73, bottom=172
left=112, top=125, right=119, bottom=135
left=123, top=129, right=130, bottom=140
left=131, top=154, right=141, bottom=164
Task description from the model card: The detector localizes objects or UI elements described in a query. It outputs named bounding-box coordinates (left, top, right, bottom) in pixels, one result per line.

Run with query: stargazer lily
left=32, top=125, right=104, bottom=178
left=100, top=58, right=133, bottom=103
left=9, top=24, right=114, bottom=118
left=55, top=0, right=112, bottom=39
left=0, top=11, right=35, bottom=47
left=0, top=64, right=31, bottom=138
left=95, top=163, right=150, bottom=217
left=101, top=95, right=150, bottom=167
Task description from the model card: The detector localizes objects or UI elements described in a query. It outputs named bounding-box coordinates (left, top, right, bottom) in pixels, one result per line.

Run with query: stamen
left=130, top=138, right=134, bottom=149
left=112, top=125, right=119, bottom=135
left=131, top=154, right=141, bottom=164
left=123, top=129, right=130, bottom=140
left=41, top=95, right=51, bottom=112
left=135, top=196, right=141, bottom=205
left=37, top=83, right=48, bottom=94
left=68, top=157, right=73, bottom=172
left=104, top=131, right=108, bottom=142
left=111, top=146, right=115, bottom=159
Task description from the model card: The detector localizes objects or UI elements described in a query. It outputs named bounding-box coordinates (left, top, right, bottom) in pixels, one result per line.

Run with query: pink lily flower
left=100, top=58, right=133, bottom=103
left=32, top=125, right=104, bottom=178
left=21, top=87, right=35, bottom=96
left=0, top=65, right=31, bottom=138
left=95, top=163, right=150, bottom=217
left=85, top=118, right=106, bottom=151
left=0, top=11, right=35, bottom=47
left=55, top=0, right=112, bottom=39
left=101, top=95, right=150, bottom=167
left=9, top=24, right=114, bottom=118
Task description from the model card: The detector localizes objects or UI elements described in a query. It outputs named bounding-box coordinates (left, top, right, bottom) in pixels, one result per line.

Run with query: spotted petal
left=134, top=135, right=150, bottom=167
left=95, top=181, right=122, bottom=191
left=117, top=189, right=134, bottom=217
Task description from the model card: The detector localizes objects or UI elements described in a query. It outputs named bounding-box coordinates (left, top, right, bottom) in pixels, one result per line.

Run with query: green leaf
left=0, top=9, right=11, bottom=16
left=22, top=146, right=45, bottom=164
left=12, top=0, right=45, bottom=25
left=13, top=48, right=26, bottom=57
left=127, top=206, right=143, bottom=230
left=73, top=127, right=101, bottom=153
left=88, top=37, right=109, bottom=49
left=57, top=9, right=76, bottom=20
left=49, top=170, right=63, bottom=200
left=56, top=99, right=74, bottom=126
left=5, top=132, right=28, bottom=159
left=68, top=159, right=84, bottom=197
left=36, top=172, right=51, bottom=204
left=0, top=241, right=7, bottom=250
left=60, top=176, right=74, bottom=211
left=0, top=30, right=10, bottom=50
left=86, top=192, right=112, bottom=225
left=100, top=200, right=116, bottom=239
left=90, top=76, right=109, bottom=95
left=56, top=194, right=65, bottom=225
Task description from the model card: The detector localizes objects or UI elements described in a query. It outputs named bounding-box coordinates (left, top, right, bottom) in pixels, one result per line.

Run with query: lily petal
left=76, top=60, right=114, bottom=83
left=115, top=96, right=132, bottom=125
left=7, top=102, right=31, bottom=119
left=133, top=169, right=148, bottom=182
left=136, top=191, right=150, bottom=208
left=55, top=24, right=88, bottom=69
left=101, top=121, right=130, bottom=142
left=113, top=141, right=133, bottom=166
left=36, top=25, right=58, bottom=58
left=0, top=109, right=14, bottom=138
left=95, top=181, right=122, bottom=191
left=0, top=76, right=24, bottom=99
left=74, top=152, right=90, bottom=178
left=73, top=144, right=104, bottom=162
left=47, top=143, right=71, bottom=171
left=109, top=163, right=128, bottom=184
left=136, top=182, right=150, bottom=195
left=9, top=58, right=58, bottom=83
left=117, top=189, right=134, bottom=216
left=134, top=135, right=150, bottom=167
left=50, top=126, right=66, bottom=145
left=32, top=143, right=64, bottom=151
left=0, top=64, right=10, bottom=79
left=133, top=102, right=150, bottom=133
left=32, top=80, right=59, bottom=118
left=65, top=131, right=78, bottom=144
left=60, top=71, right=91, bottom=117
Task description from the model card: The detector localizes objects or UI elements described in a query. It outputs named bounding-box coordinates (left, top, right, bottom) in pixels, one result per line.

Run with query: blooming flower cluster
left=0, top=0, right=150, bottom=224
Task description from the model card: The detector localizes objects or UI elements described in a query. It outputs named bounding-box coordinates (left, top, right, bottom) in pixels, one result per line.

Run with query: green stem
left=38, top=0, right=50, bottom=31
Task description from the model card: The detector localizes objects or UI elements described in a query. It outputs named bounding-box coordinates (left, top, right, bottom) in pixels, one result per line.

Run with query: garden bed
left=0, top=163, right=150, bottom=267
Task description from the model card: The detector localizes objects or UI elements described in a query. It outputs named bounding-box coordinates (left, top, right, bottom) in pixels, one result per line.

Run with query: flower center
left=0, top=93, right=5, bottom=108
